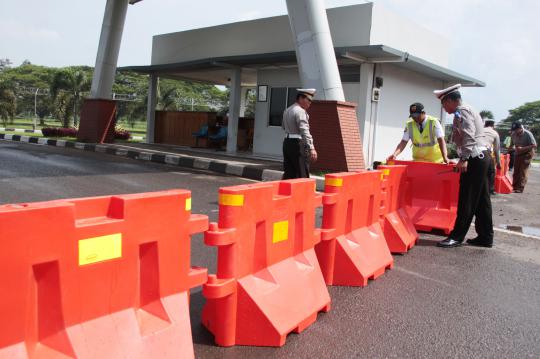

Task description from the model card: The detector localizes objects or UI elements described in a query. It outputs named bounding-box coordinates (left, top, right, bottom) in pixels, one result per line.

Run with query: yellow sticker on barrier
left=381, top=168, right=391, bottom=180
left=78, top=233, right=122, bottom=266
left=272, top=221, right=288, bottom=243
left=185, top=197, right=192, bottom=211
left=219, top=194, right=244, bottom=206
left=325, top=178, right=343, bottom=187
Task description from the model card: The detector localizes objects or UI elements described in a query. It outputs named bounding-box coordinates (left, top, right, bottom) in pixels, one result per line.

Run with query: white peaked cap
left=434, top=84, right=462, bottom=100
left=296, top=88, right=317, bottom=99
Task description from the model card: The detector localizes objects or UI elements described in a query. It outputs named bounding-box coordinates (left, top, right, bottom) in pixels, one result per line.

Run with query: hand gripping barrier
left=0, top=190, right=208, bottom=359
left=315, top=171, right=393, bottom=286
left=202, top=179, right=331, bottom=347
left=495, top=154, right=513, bottom=194
left=389, top=160, right=459, bottom=234
left=378, top=165, right=419, bottom=253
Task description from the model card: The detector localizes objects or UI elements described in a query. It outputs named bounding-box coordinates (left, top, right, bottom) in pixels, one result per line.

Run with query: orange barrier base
left=495, top=175, right=513, bottom=194
left=382, top=208, right=419, bottom=253
left=202, top=249, right=330, bottom=347
left=405, top=207, right=455, bottom=234
left=317, top=223, right=394, bottom=287
left=1, top=292, right=196, bottom=358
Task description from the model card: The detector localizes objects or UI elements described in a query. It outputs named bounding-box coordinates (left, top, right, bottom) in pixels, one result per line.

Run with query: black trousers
left=282, top=138, right=309, bottom=179
left=487, top=156, right=495, bottom=194
left=449, top=151, right=494, bottom=244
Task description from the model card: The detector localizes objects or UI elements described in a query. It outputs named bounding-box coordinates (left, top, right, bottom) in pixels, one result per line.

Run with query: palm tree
left=479, top=110, right=494, bottom=120
left=50, top=69, right=90, bottom=127
left=0, top=80, right=16, bottom=127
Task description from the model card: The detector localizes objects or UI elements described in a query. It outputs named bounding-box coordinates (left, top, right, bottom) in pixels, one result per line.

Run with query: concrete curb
left=0, top=128, right=144, bottom=140
left=0, top=133, right=325, bottom=190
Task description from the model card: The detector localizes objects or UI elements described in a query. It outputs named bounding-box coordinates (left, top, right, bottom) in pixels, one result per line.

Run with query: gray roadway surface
left=1, top=141, right=539, bottom=358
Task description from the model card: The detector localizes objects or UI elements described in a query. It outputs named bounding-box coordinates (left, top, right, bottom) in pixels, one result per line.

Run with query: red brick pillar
left=77, top=99, right=117, bottom=143
left=307, top=100, right=365, bottom=172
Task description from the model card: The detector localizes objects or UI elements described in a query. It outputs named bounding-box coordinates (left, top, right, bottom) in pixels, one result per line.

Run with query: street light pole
left=33, top=88, right=39, bottom=130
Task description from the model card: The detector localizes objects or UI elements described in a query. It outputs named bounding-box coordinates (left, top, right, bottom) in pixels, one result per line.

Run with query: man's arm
left=387, top=140, right=408, bottom=161
left=457, top=109, right=477, bottom=159
left=494, top=134, right=501, bottom=168
left=437, top=137, right=449, bottom=163
left=434, top=120, right=449, bottom=163
left=296, top=109, right=317, bottom=161
left=516, top=132, right=537, bottom=154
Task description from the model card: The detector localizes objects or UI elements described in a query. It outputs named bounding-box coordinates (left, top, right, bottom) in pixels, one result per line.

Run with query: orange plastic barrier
left=202, top=179, right=330, bottom=347
left=378, top=165, right=419, bottom=253
left=495, top=154, right=513, bottom=194
left=0, top=190, right=208, bottom=359
left=389, top=160, right=459, bottom=234
left=316, top=171, right=393, bottom=286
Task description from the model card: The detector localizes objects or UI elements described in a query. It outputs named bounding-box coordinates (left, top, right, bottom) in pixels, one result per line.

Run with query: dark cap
left=409, top=102, right=425, bottom=115
left=484, top=120, right=495, bottom=127
left=511, top=122, right=523, bottom=131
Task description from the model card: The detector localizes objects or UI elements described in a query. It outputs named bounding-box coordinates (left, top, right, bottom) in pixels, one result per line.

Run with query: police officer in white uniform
left=281, top=88, right=318, bottom=179
left=435, top=84, right=494, bottom=248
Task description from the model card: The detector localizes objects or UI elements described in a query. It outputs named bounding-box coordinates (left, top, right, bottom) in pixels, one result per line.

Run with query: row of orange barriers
left=0, top=162, right=468, bottom=357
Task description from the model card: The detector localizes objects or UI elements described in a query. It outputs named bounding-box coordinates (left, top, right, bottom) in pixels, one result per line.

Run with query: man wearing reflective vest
left=387, top=102, right=449, bottom=163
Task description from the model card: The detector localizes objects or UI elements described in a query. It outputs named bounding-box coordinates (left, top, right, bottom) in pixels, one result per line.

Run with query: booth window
left=268, top=87, right=298, bottom=127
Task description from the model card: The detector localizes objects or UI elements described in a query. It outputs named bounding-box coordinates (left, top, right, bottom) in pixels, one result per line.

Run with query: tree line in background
left=0, top=58, right=231, bottom=129
left=0, top=58, right=537, bottom=143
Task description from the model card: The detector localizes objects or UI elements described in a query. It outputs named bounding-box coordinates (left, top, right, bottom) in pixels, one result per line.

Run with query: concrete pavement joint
left=493, top=227, right=540, bottom=240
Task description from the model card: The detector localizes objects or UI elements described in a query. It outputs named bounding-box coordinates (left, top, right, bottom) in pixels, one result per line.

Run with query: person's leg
left=521, top=153, right=532, bottom=191
left=297, top=141, right=310, bottom=178
left=473, top=155, right=494, bottom=245
left=448, top=156, right=487, bottom=241
left=447, top=171, right=474, bottom=242
left=283, top=139, right=301, bottom=179
left=487, top=158, right=495, bottom=194
left=513, top=155, right=524, bottom=191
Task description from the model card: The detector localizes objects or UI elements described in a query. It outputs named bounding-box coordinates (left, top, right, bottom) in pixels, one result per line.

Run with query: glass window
left=269, top=87, right=287, bottom=127
left=287, top=87, right=298, bottom=107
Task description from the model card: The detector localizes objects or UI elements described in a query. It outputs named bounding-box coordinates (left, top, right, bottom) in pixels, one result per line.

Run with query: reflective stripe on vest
left=408, top=116, right=444, bottom=163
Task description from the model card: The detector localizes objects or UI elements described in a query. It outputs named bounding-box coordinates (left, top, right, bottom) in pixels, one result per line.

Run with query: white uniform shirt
left=402, top=117, right=444, bottom=142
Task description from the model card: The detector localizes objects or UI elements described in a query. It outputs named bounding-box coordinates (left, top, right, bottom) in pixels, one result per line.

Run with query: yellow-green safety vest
left=407, top=116, right=444, bottom=163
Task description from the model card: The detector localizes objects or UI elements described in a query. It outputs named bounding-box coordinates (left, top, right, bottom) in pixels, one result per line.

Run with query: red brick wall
left=308, top=100, right=365, bottom=172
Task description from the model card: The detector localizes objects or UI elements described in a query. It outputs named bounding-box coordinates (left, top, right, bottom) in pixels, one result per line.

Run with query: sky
left=1, top=0, right=539, bottom=120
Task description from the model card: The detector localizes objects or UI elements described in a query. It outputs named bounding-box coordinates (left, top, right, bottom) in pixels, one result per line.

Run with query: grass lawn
left=3, top=118, right=147, bottom=135
left=0, top=129, right=143, bottom=143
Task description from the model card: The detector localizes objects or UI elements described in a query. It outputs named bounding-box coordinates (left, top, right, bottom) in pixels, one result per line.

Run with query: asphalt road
left=1, top=141, right=539, bottom=358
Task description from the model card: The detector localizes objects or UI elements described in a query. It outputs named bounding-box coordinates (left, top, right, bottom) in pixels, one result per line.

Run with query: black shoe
left=437, top=238, right=463, bottom=248
left=466, top=238, right=493, bottom=248
left=490, top=191, right=497, bottom=196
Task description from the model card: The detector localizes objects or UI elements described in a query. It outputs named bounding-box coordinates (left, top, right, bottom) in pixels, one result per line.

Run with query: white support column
left=357, top=63, right=375, bottom=166
left=90, top=0, right=129, bottom=99
left=239, top=87, right=250, bottom=117
left=146, top=74, right=158, bottom=144
left=226, top=68, right=242, bottom=153
left=286, top=0, right=345, bottom=101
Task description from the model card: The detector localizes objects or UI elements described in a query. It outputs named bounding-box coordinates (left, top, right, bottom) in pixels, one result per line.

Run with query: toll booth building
left=125, top=2, right=484, bottom=166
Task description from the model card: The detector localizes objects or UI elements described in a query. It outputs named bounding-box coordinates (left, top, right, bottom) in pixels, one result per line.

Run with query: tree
left=36, top=96, right=51, bottom=126
left=500, top=100, right=540, bottom=144
left=52, top=92, right=74, bottom=128
left=0, top=80, right=16, bottom=127
left=50, top=69, right=90, bottom=127
left=479, top=110, right=494, bottom=120
left=0, top=59, right=12, bottom=72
